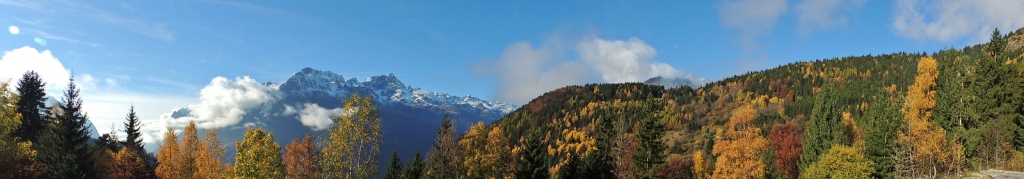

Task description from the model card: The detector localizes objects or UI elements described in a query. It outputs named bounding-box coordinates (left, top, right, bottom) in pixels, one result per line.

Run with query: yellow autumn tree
left=195, top=129, right=226, bottom=179
left=234, top=127, right=285, bottom=178
left=459, top=122, right=490, bottom=178
left=156, top=128, right=183, bottom=179
left=0, top=81, right=40, bottom=178
left=692, top=151, right=709, bottom=179
left=712, top=105, right=769, bottom=178
left=897, top=56, right=959, bottom=178
left=319, top=94, right=382, bottom=179
left=484, top=126, right=512, bottom=178
left=802, top=145, right=874, bottom=179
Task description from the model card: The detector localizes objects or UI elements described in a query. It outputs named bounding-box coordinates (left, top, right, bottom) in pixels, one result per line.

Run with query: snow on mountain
left=282, top=67, right=517, bottom=115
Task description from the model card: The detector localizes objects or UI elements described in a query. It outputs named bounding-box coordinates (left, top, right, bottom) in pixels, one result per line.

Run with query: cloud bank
left=156, top=76, right=279, bottom=129
left=474, top=36, right=702, bottom=104
left=894, top=0, right=1024, bottom=42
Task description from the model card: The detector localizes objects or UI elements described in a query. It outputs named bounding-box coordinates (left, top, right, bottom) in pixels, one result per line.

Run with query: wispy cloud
left=29, top=29, right=101, bottom=47
left=3, top=0, right=176, bottom=42
left=719, top=0, right=788, bottom=73
left=893, top=0, right=1024, bottom=43
left=795, top=0, right=866, bottom=33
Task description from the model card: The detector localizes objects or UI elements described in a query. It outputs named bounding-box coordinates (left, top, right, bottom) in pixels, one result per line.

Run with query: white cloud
left=894, top=0, right=1024, bottom=42
left=155, top=76, right=280, bottom=130
left=9, top=26, right=19, bottom=34
left=577, top=37, right=678, bottom=83
left=0, top=46, right=71, bottom=92
left=795, top=0, right=865, bottom=32
left=281, top=104, right=298, bottom=116
left=296, top=103, right=343, bottom=131
left=472, top=40, right=591, bottom=104
left=474, top=36, right=704, bottom=104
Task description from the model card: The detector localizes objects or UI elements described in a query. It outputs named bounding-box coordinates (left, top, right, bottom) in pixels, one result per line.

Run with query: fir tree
left=123, top=106, right=143, bottom=151
left=801, top=83, right=848, bottom=169
left=402, top=151, right=424, bottom=179
left=633, top=115, right=666, bottom=179
left=516, top=131, right=547, bottom=179
left=385, top=151, right=403, bottom=179
left=38, top=76, right=97, bottom=178
left=425, top=114, right=460, bottom=179
left=15, top=71, right=47, bottom=144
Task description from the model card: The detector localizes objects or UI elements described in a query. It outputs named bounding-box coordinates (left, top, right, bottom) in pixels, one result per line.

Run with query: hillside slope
left=446, top=28, right=1024, bottom=178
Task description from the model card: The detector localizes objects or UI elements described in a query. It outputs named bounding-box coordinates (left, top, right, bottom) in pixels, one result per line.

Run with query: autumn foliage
left=711, top=105, right=769, bottom=178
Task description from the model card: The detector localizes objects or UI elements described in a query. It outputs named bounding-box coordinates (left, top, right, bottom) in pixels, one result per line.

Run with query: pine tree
left=15, top=71, right=47, bottom=144
left=37, top=77, right=97, bottom=178
left=864, top=97, right=902, bottom=179
left=801, top=83, right=848, bottom=169
left=123, top=106, right=144, bottom=151
left=385, top=151, right=403, bottom=179
left=318, top=94, right=382, bottom=179
left=234, top=127, right=285, bottom=178
left=425, top=114, right=461, bottom=179
left=402, top=151, right=424, bottom=179
left=633, top=113, right=666, bottom=179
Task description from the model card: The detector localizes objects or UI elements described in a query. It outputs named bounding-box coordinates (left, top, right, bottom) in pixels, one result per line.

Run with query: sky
left=2, top=0, right=1023, bottom=142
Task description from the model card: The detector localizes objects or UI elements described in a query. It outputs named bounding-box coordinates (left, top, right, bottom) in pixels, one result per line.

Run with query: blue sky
left=2, top=0, right=1023, bottom=139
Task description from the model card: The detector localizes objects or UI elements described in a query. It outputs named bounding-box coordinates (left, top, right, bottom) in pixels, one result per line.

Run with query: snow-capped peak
left=281, top=68, right=517, bottom=115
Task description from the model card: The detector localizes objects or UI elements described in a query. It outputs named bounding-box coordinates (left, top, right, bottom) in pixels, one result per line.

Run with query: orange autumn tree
left=712, top=105, right=769, bottom=178
left=195, top=129, right=226, bottom=179
left=769, top=121, right=801, bottom=179
left=180, top=122, right=200, bottom=178
left=156, top=128, right=182, bottom=179
left=284, top=133, right=319, bottom=179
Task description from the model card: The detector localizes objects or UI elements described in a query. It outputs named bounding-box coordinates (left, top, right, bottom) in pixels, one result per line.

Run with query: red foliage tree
left=770, top=122, right=802, bottom=179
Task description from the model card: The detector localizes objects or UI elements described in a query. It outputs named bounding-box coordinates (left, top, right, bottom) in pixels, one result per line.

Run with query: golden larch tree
left=195, top=129, right=226, bottom=179
left=712, top=105, right=769, bottom=178
left=156, top=128, right=183, bottom=179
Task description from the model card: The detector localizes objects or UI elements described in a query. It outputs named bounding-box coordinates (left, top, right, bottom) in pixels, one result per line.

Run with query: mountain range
left=148, top=67, right=517, bottom=172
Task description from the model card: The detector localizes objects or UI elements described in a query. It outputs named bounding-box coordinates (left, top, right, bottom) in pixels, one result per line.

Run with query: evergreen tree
left=801, top=83, right=848, bottom=169
left=402, top=151, right=424, bottom=179
left=515, top=130, right=547, bottom=179
left=864, top=97, right=902, bottom=179
left=37, top=77, right=97, bottom=178
left=385, top=151, right=403, bottom=179
left=633, top=115, right=666, bottom=179
left=425, top=114, right=460, bottom=179
left=15, top=71, right=47, bottom=144
left=123, top=106, right=143, bottom=152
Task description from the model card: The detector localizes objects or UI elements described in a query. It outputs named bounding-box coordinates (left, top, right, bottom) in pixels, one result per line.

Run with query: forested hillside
left=430, top=28, right=1024, bottom=179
